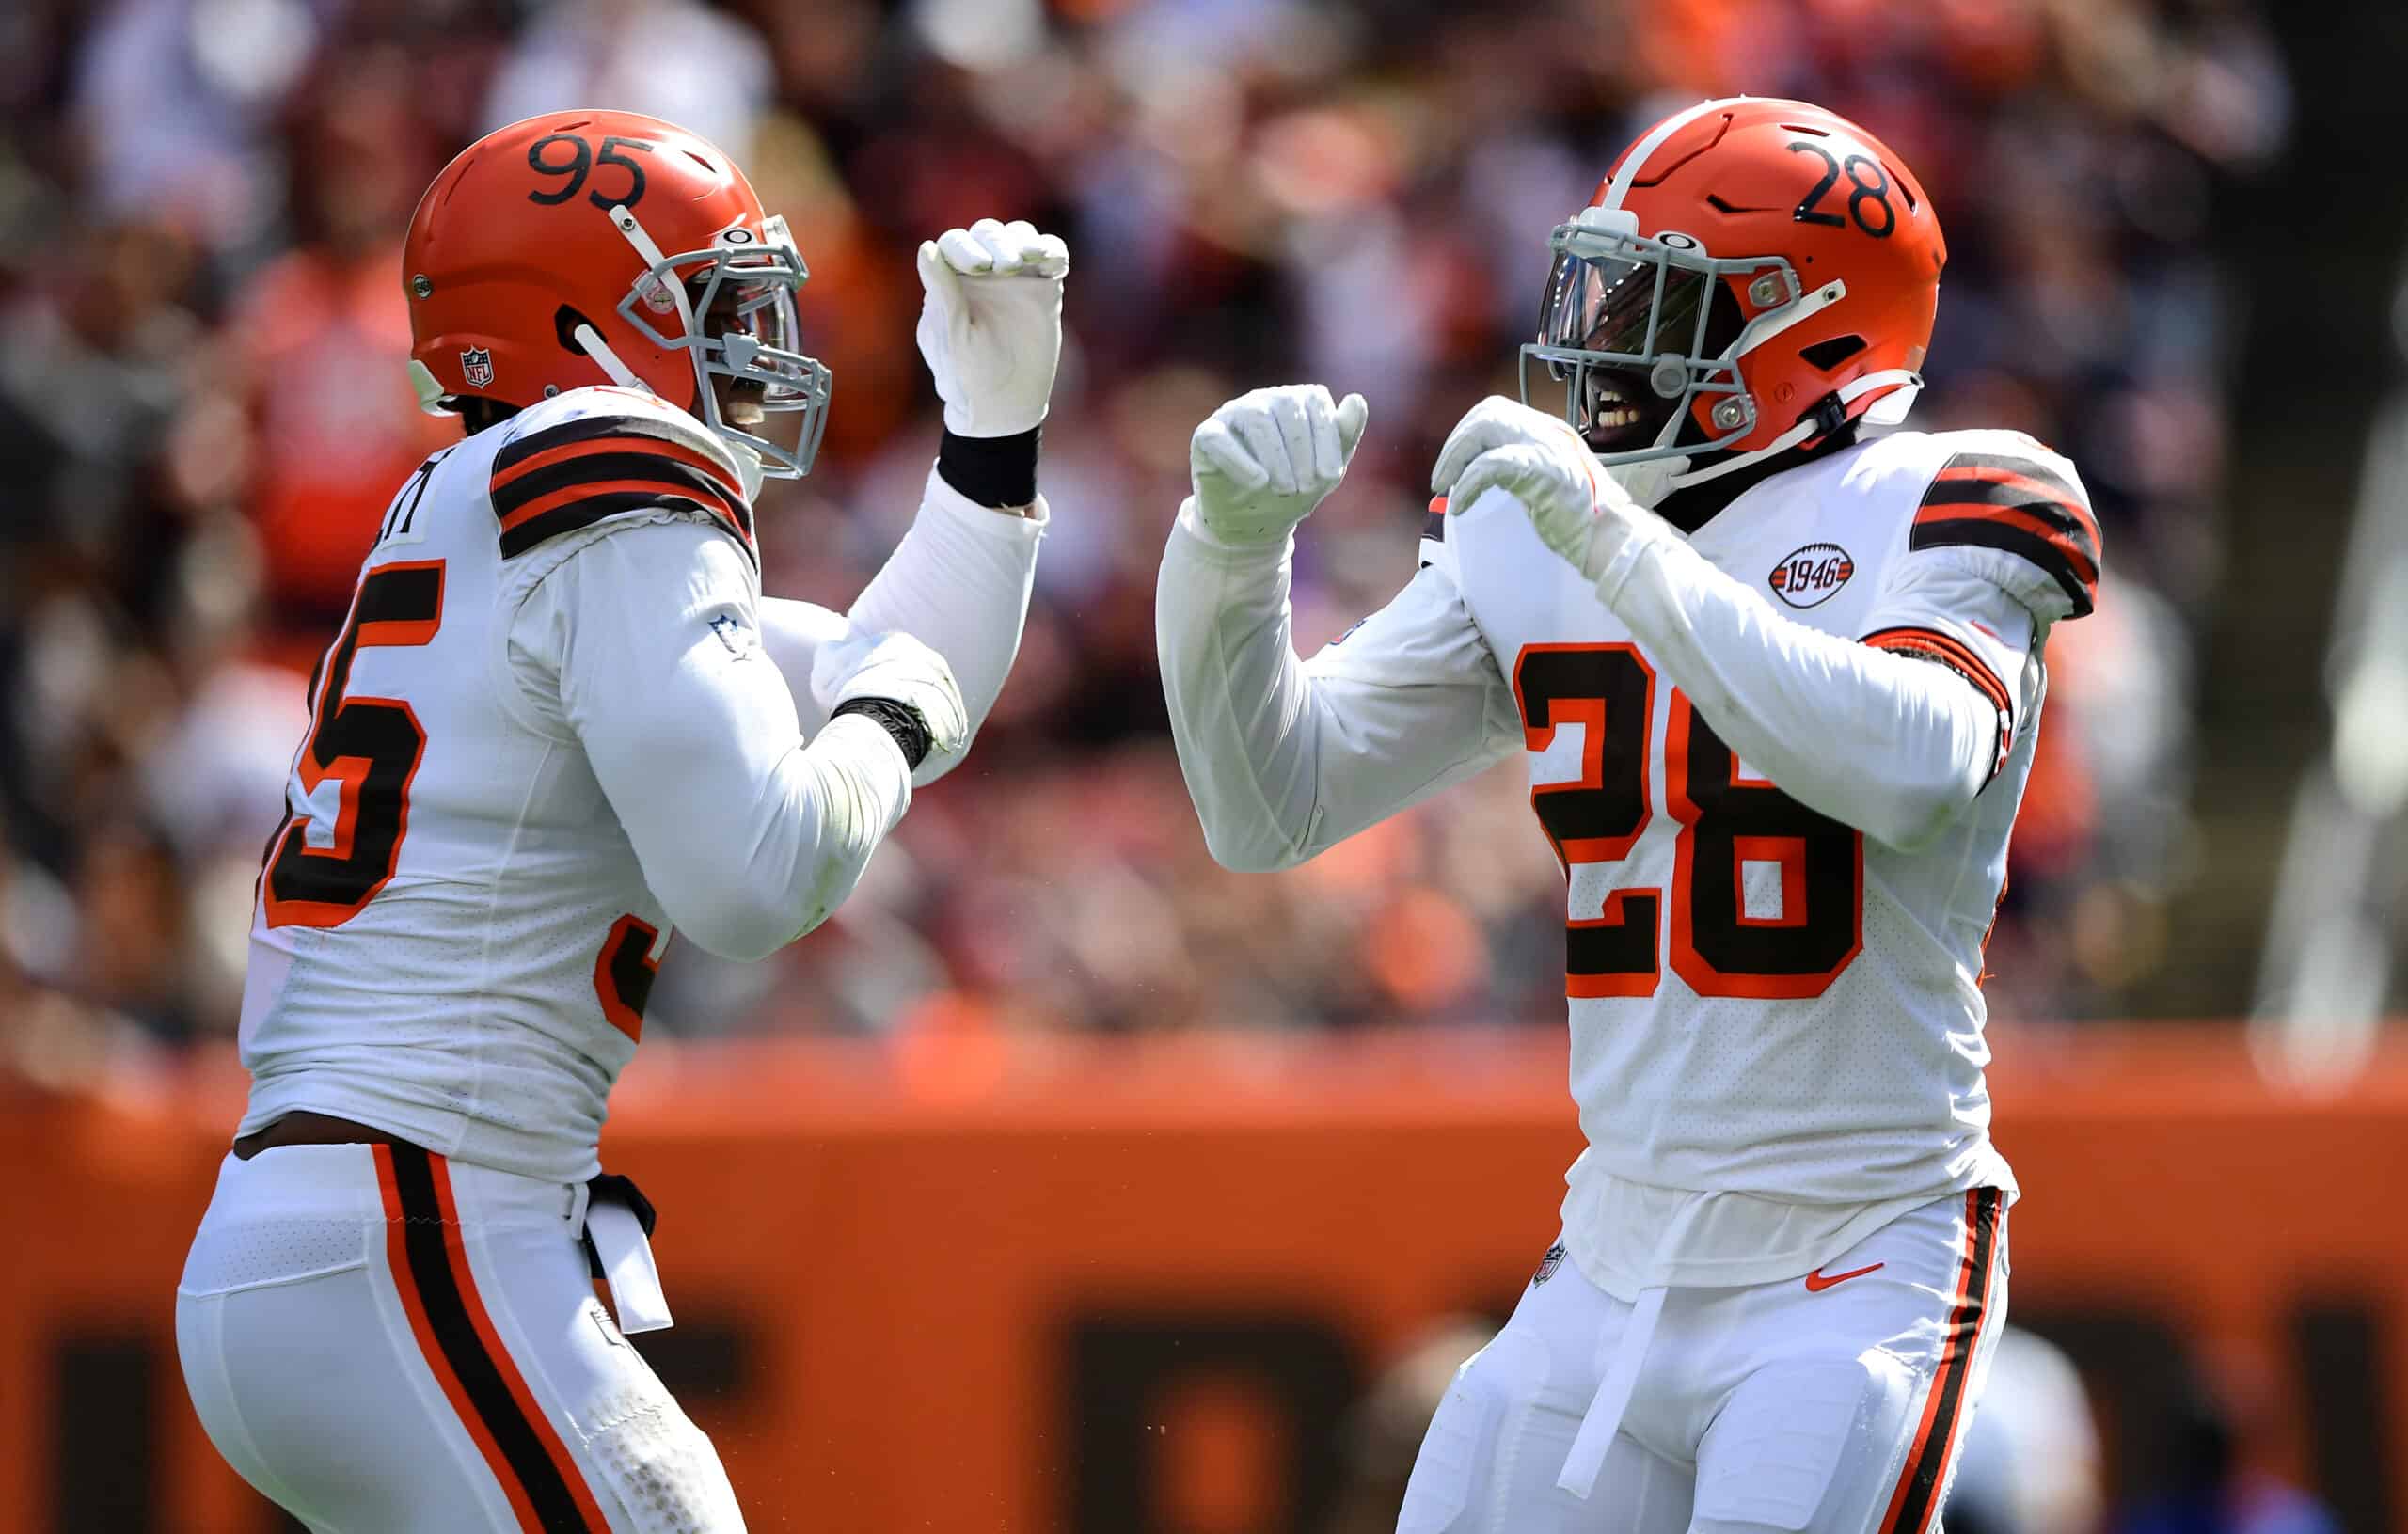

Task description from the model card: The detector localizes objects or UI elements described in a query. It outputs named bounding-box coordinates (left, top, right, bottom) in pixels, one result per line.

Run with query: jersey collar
left=1654, top=420, right=1863, bottom=536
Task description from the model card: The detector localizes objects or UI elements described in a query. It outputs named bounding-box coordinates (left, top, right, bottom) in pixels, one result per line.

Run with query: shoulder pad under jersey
left=1897, top=429, right=2100, bottom=619
left=487, top=386, right=757, bottom=566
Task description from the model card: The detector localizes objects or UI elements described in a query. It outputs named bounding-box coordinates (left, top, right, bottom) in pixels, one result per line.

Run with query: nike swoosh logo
left=1804, top=1261, right=1885, bottom=1292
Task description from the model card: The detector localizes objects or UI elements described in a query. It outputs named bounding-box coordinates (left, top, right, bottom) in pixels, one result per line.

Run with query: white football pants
left=1397, top=1189, right=2007, bottom=1534
left=175, top=1143, right=744, bottom=1532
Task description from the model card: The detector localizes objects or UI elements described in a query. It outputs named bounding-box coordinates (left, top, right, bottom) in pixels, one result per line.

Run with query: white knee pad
left=1395, top=1327, right=1558, bottom=1534
left=1691, top=1349, right=1919, bottom=1534
left=573, top=1301, right=748, bottom=1533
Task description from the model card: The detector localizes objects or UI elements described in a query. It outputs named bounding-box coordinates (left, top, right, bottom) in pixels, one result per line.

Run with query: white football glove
left=1185, top=384, right=1370, bottom=546
left=915, top=218, right=1070, bottom=439
left=813, top=630, right=971, bottom=785
left=1432, top=395, right=1661, bottom=585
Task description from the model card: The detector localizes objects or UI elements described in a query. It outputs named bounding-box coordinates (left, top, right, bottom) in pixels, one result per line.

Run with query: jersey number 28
left=1514, top=642, right=1863, bottom=1000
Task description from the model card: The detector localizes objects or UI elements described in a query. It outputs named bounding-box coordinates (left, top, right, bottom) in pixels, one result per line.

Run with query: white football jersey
left=1433, top=427, right=2097, bottom=1292
left=1154, top=418, right=2099, bottom=1297
left=237, top=387, right=771, bottom=1181
left=240, top=379, right=1045, bottom=1185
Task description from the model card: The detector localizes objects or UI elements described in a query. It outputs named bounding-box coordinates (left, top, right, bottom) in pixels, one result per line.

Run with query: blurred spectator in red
left=230, top=52, right=453, bottom=650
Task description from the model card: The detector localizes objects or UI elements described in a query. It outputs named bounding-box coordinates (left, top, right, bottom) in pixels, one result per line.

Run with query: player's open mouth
left=1592, top=391, right=1641, bottom=431
left=1578, top=368, right=1680, bottom=453
left=722, top=380, right=767, bottom=427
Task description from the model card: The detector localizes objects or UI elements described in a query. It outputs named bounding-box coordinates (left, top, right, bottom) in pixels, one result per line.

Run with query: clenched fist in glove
left=1431, top=395, right=1670, bottom=587
left=916, top=218, right=1070, bottom=441
left=815, top=630, right=971, bottom=785
left=1184, top=384, right=1370, bottom=546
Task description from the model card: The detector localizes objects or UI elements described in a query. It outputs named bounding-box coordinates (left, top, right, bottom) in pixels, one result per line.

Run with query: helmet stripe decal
left=1600, top=97, right=1750, bottom=213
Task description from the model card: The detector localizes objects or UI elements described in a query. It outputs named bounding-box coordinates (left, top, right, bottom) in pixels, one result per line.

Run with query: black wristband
left=937, top=425, right=1041, bottom=508
left=832, top=697, right=931, bottom=771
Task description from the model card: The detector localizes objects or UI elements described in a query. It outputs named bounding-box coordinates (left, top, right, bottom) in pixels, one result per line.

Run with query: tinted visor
left=1538, top=248, right=1711, bottom=361
left=691, top=271, right=811, bottom=401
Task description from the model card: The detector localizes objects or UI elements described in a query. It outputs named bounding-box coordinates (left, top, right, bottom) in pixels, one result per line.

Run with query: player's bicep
left=549, top=527, right=799, bottom=816
left=1305, top=554, right=1501, bottom=694
left=1858, top=553, right=2036, bottom=786
left=1294, top=560, right=1520, bottom=842
left=534, top=522, right=830, bottom=954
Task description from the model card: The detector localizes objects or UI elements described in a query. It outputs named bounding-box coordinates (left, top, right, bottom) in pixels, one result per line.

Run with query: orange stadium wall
left=4, top=1026, right=2403, bottom=1534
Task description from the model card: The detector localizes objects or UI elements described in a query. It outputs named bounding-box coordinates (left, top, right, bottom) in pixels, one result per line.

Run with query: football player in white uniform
left=1156, top=99, right=2099, bottom=1534
left=176, top=110, right=1069, bottom=1531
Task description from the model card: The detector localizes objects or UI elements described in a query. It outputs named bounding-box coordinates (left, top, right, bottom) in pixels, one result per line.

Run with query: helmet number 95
left=526, top=133, right=657, bottom=211
left=1788, top=142, right=1894, bottom=239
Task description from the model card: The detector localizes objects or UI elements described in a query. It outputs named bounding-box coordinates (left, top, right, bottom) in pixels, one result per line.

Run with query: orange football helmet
left=402, top=110, right=831, bottom=478
left=1523, top=97, right=1944, bottom=502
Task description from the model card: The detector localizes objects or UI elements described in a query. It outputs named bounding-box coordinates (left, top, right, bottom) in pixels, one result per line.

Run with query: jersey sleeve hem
left=1861, top=626, right=2015, bottom=784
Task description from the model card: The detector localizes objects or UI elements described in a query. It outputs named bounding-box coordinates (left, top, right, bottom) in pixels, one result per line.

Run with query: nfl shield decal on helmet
left=460, top=347, right=495, bottom=389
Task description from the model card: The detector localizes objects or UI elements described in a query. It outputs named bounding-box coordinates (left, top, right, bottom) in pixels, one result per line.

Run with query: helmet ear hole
left=1799, top=334, right=1867, bottom=371
left=552, top=304, right=653, bottom=397
left=556, top=306, right=598, bottom=356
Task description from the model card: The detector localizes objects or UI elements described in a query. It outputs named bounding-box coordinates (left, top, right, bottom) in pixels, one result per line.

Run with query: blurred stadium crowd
left=0, top=0, right=2291, bottom=1073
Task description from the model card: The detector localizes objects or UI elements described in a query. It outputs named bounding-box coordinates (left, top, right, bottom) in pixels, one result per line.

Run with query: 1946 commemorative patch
left=1767, top=543, right=1854, bottom=608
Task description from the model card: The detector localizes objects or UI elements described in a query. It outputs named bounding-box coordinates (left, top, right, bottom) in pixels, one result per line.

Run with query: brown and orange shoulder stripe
left=1861, top=625, right=2016, bottom=783
left=1909, top=451, right=2099, bottom=618
left=490, top=413, right=755, bottom=567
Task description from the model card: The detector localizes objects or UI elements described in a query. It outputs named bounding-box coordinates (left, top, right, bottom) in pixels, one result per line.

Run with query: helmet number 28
left=526, top=133, right=657, bottom=210
left=1787, top=142, right=1894, bottom=238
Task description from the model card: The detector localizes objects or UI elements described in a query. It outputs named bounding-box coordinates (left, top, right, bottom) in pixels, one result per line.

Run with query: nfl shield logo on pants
left=460, top=347, right=494, bottom=389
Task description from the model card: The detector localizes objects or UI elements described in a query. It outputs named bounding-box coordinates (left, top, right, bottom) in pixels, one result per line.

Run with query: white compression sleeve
left=760, top=464, right=1045, bottom=784
left=515, top=518, right=913, bottom=962
left=1155, top=514, right=1519, bottom=872
left=757, top=595, right=850, bottom=735
left=1592, top=525, right=2000, bottom=851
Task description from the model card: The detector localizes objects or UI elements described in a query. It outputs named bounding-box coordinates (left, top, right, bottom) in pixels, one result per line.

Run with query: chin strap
left=572, top=323, right=645, bottom=390
left=1610, top=369, right=1921, bottom=507
left=566, top=314, right=763, bottom=499
left=607, top=203, right=700, bottom=340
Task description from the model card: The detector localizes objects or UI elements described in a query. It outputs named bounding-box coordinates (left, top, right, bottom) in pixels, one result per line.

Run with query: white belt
left=1558, top=1198, right=1709, bottom=1498
left=566, top=1180, right=674, bottom=1334
left=1557, top=1284, right=1664, bottom=1497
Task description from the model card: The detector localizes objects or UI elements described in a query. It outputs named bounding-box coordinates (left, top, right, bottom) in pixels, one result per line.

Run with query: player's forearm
left=1155, top=516, right=1327, bottom=872
left=679, top=714, right=912, bottom=960
left=591, top=670, right=915, bottom=964
left=843, top=465, right=1045, bottom=776
left=1599, top=531, right=1992, bottom=850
